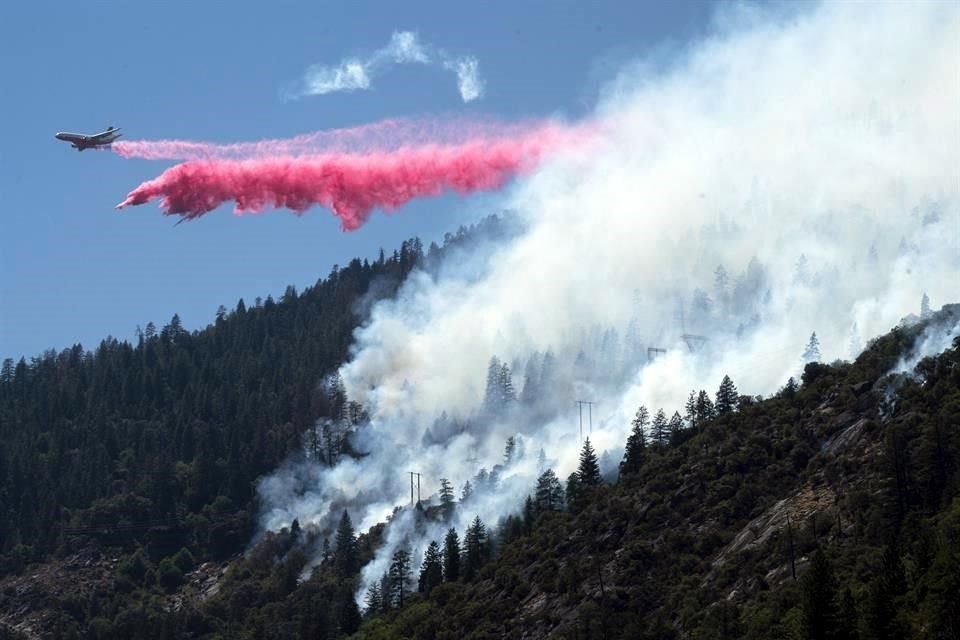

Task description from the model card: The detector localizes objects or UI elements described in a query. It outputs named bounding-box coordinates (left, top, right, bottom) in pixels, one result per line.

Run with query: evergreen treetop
left=442, top=527, right=461, bottom=583
left=620, top=407, right=648, bottom=476
left=577, top=438, right=602, bottom=487
left=418, top=541, right=443, bottom=595
left=334, top=509, right=357, bottom=576
left=534, top=469, right=564, bottom=512
left=803, top=332, right=822, bottom=363
left=651, top=409, right=669, bottom=445
left=716, top=375, right=738, bottom=414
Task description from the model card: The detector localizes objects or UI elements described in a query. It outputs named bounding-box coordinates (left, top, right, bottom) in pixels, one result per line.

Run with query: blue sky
left=0, top=0, right=718, bottom=360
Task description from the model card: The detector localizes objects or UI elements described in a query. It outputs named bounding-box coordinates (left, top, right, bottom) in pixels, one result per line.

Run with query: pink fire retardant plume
left=115, top=123, right=592, bottom=231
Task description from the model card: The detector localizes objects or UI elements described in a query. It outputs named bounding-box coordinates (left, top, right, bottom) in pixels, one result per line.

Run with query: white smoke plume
left=891, top=303, right=960, bottom=376
left=257, top=0, right=960, bottom=605
left=285, top=30, right=483, bottom=102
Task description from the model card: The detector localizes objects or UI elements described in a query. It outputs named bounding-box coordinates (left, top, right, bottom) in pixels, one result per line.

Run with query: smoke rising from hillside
left=255, top=0, right=960, bottom=604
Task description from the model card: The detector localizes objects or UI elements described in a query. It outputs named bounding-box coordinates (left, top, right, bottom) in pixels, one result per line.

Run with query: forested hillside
left=0, top=214, right=512, bottom=577
left=0, top=223, right=957, bottom=639
left=333, top=308, right=960, bottom=640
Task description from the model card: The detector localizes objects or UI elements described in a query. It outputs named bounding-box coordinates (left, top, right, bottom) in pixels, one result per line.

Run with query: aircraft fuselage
left=55, top=128, right=122, bottom=151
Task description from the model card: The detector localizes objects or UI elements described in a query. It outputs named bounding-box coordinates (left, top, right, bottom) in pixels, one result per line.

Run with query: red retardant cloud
left=116, top=126, right=586, bottom=230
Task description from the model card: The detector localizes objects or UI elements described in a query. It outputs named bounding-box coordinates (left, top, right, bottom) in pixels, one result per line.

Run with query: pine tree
left=695, top=390, right=715, bottom=424
left=338, top=588, right=362, bottom=634
left=363, top=583, right=383, bottom=616
left=715, top=375, right=738, bottom=414
left=921, top=292, right=931, bottom=319
left=438, top=478, right=455, bottom=518
left=503, top=436, right=517, bottom=465
left=439, top=478, right=455, bottom=504
left=800, top=548, right=840, bottom=640
left=837, top=588, right=860, bottom=640
left=668, top=411, right=684, bottom=442
left=463, top=516, right=487, bottom=580
left=389, top=545, right=412, bottom=607
left=651, top=409, right=669, bottom=446
left=460, top=480, right=473, bottom=503
left=334, top=510, right=357, bottom=576
left=483, top=356, right=502, bottom=413
left=620, top=407, right=648, bottom=476
left=322, top=537, right=332, bottom=564
left=539, top=350, right=557, bottom=395
left=803, top=332, right=822, bottom=363
left=634, top=405, right=650, bottom=433
left=577, top=438, right=602, bottom=487
left=565, top=472, right=582, bottom=511
left=328, top=372, right=347, bottom=421
left=442, top=528, right=460, bottom=582
left=684, top=391, right=698, bottom=431
left=534, top=469, right=564, bottom=512
left=498, top=363, right=516, bottom=405
left=523, top=495, right=536, bottom=531
left=863, top=537, right=906, bottom=640
left=418, top=541, right=443, bottom=595
left=782, top=376, right=798, bottom=397
left=599, top=450, right=616, bottom=483
left=0, top=358, right=13, bottom=385
left=521, top=353, right=541, bottom=406
left=377, top=571, right=392, bottom=611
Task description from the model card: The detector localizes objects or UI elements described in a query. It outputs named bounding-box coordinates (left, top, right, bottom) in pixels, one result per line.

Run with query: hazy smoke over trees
left=255, top=0, right=960, bottom=604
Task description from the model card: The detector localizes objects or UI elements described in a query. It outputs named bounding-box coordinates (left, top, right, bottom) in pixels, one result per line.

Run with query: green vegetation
left=0, top=218, right=512, bottom=638
left=1, top=216, right=956, bottom=638
left=342, top=318, right=959, bottom=639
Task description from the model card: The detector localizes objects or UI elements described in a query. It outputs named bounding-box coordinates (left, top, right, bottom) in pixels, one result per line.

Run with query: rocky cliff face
left=0, top=549, right=232, bottom=640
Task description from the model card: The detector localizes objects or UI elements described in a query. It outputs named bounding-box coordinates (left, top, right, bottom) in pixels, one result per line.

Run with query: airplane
left=55, top=126, right=122, bottom=151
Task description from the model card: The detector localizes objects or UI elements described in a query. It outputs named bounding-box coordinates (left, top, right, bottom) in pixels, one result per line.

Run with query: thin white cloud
left=286, top=30, right=483, bottom=102
left=444, top=57, right=484, bottom=102
left=383, top=31, right=430, bottom=65
left=303, top=60, right=371, bottom=95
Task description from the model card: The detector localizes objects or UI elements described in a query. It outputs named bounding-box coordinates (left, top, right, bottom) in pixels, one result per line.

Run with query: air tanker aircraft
left=55, top=126, right=122, bottom=151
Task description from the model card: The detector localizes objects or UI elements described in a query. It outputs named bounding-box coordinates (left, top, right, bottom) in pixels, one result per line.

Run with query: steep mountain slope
left=344, top=306, right=959, bottom=640
left=1, top=257, right=955, bottom=639
left=0, top=216, right=515, bottom=639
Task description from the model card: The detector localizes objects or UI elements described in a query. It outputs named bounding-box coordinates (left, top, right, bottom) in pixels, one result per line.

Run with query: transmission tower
left=408, top=471, right=421, bottom=505
left=575, top=400, right=594, bottom=440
